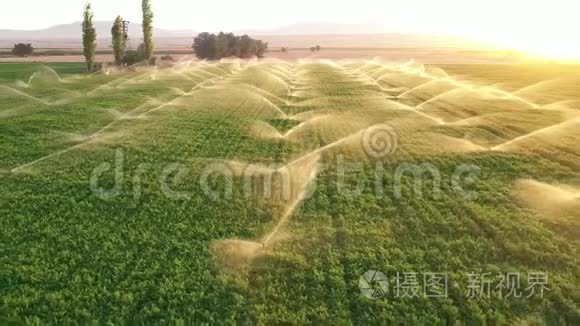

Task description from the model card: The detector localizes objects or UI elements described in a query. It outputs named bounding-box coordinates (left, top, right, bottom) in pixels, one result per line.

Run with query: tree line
left=11, top=43, right=34, bottom=57
left=193, top=32, right=268, bottom=60
left=82, top=0, right=155, bottom=71
left=81, top=1, right=271, bottom=69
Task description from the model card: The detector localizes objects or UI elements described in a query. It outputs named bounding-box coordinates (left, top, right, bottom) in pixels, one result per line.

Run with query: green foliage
left=141, top=0, right=154, bottom=60
left=0, top=63, right=84, bottom=83
left=82, top=3, right=97, bottom=72
left=256, top=40, right=268, bottom=58
left=11, top=43, right=33, bottom=57
left=193, top=32, right=216, bottom=59
left=193, top=32, right=268, bottom=60
left=123, top=50, right=143, bottom=66
left=215, top=32, right=230, bottom=59
left=111, top=16, right=125, bottom=66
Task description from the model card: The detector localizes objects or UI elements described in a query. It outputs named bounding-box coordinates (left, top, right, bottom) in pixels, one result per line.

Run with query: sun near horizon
left=1, top=0, right=579, bottom=60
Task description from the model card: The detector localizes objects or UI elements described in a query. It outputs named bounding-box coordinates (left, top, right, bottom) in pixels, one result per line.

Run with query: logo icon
left=362, top=124, right=399, bottom=159
left=359, top=270, right=389, bottom=299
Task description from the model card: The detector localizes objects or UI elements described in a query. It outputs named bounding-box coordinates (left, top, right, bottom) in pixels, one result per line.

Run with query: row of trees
left=11, top=43, right=34, bottom=57
left=82, top=0, right=155, bottom=71
left=281, top=46, right=322, bottom=53
left=82, top=2, right=271, bottom=68
left=193, top=32, right=268, bottom=60
left=310, top=45, right=322, bottom=52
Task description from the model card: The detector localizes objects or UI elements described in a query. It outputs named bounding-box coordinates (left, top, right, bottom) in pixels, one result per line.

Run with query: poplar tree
left=142, top=0, right=154, bottom=60
left=111, top=16, right=125, bottom=65
left=82, top=3, right=97, bottom=71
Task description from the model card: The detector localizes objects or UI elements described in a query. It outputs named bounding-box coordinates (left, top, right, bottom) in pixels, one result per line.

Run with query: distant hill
left=0, top=21, right=193, bottom=40
left=1, top=22, right=440, bottom=39
left=0, top=22, right=479, bottom=51
left=238, top=23, right=396, bottom=35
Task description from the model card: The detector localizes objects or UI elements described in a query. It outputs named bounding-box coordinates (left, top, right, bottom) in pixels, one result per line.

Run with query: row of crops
left=0, top=59, right=579, bottom=323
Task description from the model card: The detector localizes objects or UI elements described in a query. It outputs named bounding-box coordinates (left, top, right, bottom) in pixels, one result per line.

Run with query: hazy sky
left=1, top=0, right=579, bottom=57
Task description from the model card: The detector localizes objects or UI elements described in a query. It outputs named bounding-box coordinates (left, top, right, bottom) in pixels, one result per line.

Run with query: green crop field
left=1, top=59, right=579, bottom=324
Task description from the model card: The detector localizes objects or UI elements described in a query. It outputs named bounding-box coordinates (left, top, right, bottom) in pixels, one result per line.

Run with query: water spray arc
left=9, top=63, right=247, bottom=174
